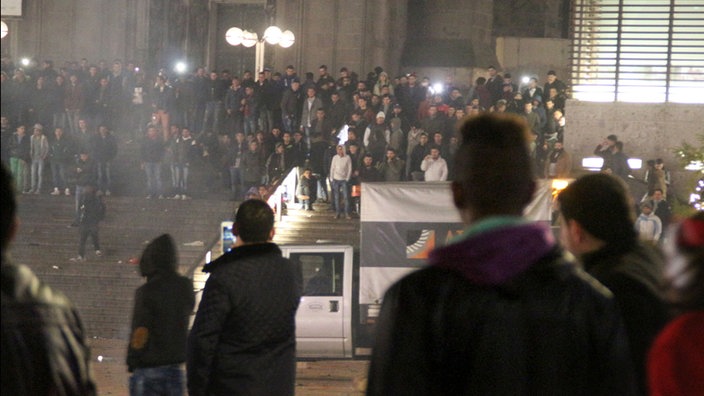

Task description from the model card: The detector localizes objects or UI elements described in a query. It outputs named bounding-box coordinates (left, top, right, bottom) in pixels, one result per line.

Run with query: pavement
left=13, top=131, right=368, bottom=395
left=89, top=338, right=369, bottom=395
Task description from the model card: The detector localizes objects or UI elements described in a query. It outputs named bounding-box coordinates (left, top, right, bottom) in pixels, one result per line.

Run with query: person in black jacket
left=141, top=125, right=166, bottom=199
left=72, top=150, right=98, bottom=226
left=70, top=185, right=104, bottom=262
left=187, top=199, right=302, bottom=396
left=1, top=164, right=97, bottom=395
left=367, top=114, right=637, bottom=395
left=558, top=173, right=669, bottom=395
left=127, top=233, right=194, bottom=395
left=91, top=125, right=118, bottom=196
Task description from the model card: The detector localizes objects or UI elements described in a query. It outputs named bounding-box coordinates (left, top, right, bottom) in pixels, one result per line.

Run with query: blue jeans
left=144, top=162, right=162, bottom=197
left=97, top=161, right=112, bottom=193
left=30, top=158, right=45, bottom=191
left=282, top=112, right=298, bottom=134
left=51, top=161, right=68, bottom=190
left=171, top=163, right=189, bottom=195
left=129, top=364, right=184, bottom=396
left=244, top=114, right=257, bottom=136
left=203, top=101, right=223, bottom=134
left=74, top=184, right=86, bottom=223
left=331, top=179, right=350, bottom=216
left=316, top=175, right=328, bottom=201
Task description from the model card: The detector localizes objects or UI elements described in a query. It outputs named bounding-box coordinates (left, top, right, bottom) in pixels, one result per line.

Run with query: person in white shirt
left=421, top=145, right=448, bottom=181
left=635, top=201, right=662, bottom=243
left=329, top=145, right=352, bottom=219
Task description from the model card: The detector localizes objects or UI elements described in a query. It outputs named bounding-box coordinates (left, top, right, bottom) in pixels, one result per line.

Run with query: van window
left=291, top=252, right=344, bottom=296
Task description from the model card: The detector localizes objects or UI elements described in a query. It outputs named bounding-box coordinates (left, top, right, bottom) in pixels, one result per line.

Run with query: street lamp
left=225, top=25, right=295, bottom=73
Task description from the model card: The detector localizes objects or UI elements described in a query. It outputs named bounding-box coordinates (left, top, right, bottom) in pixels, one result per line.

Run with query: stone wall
left=496, top=37, right=570, bottom=88
left=275, top=0, right=407, bottom=78
left=565, top=100, right=704, bottom=201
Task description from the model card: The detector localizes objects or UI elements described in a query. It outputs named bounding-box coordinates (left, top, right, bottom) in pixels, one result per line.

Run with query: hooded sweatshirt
left=429, top=219, right=555, bottom=285
left=126, top=234, right=195, bottom=371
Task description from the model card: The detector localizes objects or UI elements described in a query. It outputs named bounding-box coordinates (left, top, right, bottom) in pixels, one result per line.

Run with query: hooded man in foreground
left=366, top=114, right=637, bottom=395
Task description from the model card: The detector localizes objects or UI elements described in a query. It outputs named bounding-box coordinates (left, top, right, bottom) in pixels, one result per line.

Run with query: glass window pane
left=292, top=252, right=345, bottom=296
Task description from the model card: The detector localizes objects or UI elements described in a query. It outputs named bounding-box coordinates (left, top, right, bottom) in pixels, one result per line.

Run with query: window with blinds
left=571, top=1, right=704, bottom=103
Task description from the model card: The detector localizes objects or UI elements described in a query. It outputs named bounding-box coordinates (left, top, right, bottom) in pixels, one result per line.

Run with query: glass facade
left=571, top=1, right=704, bottom=103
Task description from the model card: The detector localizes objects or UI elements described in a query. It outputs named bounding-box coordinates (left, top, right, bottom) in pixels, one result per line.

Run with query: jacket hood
left=429, top=222, right=555, bottom=286
left=139, top=234, right=177, bottom=277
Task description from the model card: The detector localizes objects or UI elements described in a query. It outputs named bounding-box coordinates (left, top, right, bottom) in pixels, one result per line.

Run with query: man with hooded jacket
left=367, top=114, right=637, bottom=395
left=127, top=234, right=194, bottom=395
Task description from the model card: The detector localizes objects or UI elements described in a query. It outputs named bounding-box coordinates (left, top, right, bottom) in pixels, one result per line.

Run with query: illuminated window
left=571, top=1, right=704, bottom=103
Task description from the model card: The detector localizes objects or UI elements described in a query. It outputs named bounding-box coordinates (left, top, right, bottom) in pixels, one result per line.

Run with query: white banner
left=359, top=180, right=553, bottom=305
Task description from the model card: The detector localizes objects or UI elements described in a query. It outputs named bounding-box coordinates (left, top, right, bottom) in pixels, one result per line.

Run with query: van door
left=283, top=246, right=353, bottom=359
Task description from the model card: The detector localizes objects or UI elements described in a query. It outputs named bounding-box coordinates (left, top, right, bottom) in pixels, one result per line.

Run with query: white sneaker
left=51, top=188, right=60, bottom=195
left=158, top=195, right=164, bottom=199
left=69, top=256, right=85, bottom=262
left=105, top=190, right=111, bottom=196
left=95, top=250, right=102, bottom=257
left=181, top=194, right=190, bottom=200
left=64, top=188, right=71, bottom=196
left=172, top=194, right=181, bottom=200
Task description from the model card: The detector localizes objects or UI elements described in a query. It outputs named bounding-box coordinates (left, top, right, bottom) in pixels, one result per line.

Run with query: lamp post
left=225, top=26, right=295, bottom=73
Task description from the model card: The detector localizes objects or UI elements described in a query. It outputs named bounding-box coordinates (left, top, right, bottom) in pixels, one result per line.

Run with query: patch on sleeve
left=130, top=326, right=149, bottom=349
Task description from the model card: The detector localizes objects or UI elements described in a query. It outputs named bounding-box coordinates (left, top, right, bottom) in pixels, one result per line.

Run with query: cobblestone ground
left=89, top=338, right=369, bottom=395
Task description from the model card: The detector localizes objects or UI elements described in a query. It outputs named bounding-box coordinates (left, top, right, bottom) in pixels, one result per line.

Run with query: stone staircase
left=13, top=192, right=233, bottom=340
left=11, top=131, right=360, bottom=341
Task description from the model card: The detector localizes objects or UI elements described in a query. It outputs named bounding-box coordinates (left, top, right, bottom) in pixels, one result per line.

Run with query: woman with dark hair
left=647, top=213, right=704, bottom=396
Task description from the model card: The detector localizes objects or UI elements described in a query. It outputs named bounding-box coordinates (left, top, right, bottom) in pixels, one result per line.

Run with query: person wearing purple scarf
left=366, top=114, right=637, bottom=396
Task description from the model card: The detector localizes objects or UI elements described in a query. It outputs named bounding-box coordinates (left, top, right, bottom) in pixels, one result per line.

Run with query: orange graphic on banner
left=407, top=230, right=435, bottom=259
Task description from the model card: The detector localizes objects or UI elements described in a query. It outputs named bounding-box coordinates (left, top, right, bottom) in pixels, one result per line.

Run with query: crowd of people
left=1, top=56, right=574, bottom=215
left=2, top=109, right=702, bottom=395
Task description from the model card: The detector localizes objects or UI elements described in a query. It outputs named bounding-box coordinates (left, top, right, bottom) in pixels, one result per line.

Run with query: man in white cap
left=363, top=111, right=390, bottom=164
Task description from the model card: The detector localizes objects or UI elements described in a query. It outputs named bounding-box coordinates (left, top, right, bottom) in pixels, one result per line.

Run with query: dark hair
left=453, top=114, right=534, bottom=216
left=1, top=165, right=17, bottom=249
left=607, top=134, right=618, bottom=142
left=234, top=199, right=274, bottom=243
left=557, top=174, right=636, bottom=251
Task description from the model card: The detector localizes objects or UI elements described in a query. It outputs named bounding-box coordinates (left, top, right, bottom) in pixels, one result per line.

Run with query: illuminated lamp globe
left=263, top=26, right=282, bottom=45
left=1, top=21, right=8, bottom=39
left=279, top=30, right=295, bottom=48
left=225, top=27, right=244, bottom=46
left=242, top=30, right=258, bottom=48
